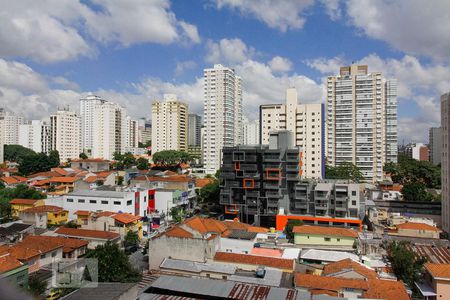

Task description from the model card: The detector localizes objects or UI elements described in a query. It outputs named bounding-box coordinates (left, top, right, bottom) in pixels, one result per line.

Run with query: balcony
left=266, top=191, right=281, bottom=198
left=263, top=182, right=280, bottom=189
left=286, top=164, right=300, bottom=172
left=286, top=173, right=300, bottom=181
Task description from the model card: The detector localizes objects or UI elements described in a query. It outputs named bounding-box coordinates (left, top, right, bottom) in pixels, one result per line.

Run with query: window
left=78, top=199, right=85, bottom=203
left=89, top=200, right=97, bottom=204
left=352, top=191, right=357, bottom=196
left=352, top=201, right=357, bottom=206
left=127, top=200, right=132, bottom=206
left=67, top=198, right=73, bottom=203
left=144, top=196, right=147, bottom=203
left=40, top=254, right=46, bottom=259
left=52, top=251, right=57, bottom=257
left=337, top=238, right=341, bottom=242
left=113, top=201, right=121, bottom=205
left=101, top=200, right=108, bottom=205
left=324, top=237, right=331, bottom=242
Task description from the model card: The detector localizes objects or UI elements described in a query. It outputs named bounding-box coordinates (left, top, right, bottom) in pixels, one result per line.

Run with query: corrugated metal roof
left=160, top=258, right=236, bottom=274
left=300, top=249, right=359, bottom=262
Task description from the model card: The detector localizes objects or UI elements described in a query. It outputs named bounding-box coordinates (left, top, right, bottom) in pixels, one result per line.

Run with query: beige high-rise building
left=50, top=110, right=82, bottom=162
left=260, top=88, right=324, bottom=179
left=151, top=94, right=188, bottom=154
left=326, top=64, right=397, bottom=182
left=441, top=92, right=450, bottom=233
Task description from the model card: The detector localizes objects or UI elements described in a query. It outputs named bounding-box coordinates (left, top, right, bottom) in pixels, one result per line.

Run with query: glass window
left=78, top=199, right=85, bottom=203
left=324, top=237, right=331, bottom=242
left=89, top=200, right=97, bottom=204
left=114, top=201, right=121, bottom=205
left=127, top=200, right=132, bottom=206
left=101, top=200, right=108, bottom=205
left=67, top=198, right=73, bottom=203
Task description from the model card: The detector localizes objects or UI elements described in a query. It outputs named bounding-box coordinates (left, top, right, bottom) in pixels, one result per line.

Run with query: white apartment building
left=188, top=113, right=202, bottom=146
left=80, top=94, right=107, bottom=153
left=151, top=94, right=188, bottom=154
left=92, top=101, right=127, bottom=160
left=243, top=117, right=259, bottom=145
left=260, top=88, right=324, bottom=179
left=0, top=108, right=23, bottom=145
left=326, top=65, right=397, bottom=182
left=18, top=120, right=50, bottom=153
left=203, top=64, right=243, bottom=172
left=50, top=110, right=82, bottom=162
left=441, top=92, right=450, bottom=233
left=126, top=117, right=139, bottom=148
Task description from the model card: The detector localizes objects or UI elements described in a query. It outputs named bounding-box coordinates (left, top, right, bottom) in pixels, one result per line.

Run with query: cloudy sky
left=1, top=0, right=449, bottom=143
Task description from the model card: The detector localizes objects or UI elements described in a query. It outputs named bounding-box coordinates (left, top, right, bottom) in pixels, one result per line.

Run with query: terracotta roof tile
left=22, top=205, right=66, bottom=213
left=10, top=198, right=39, bottom=205
left=51, top=168, right=69, bottom=176
left=183, top=217, right=227, bottom=235
left=0, top=176, right=27, bottom=185
left=292, top=225, right=358, bottom=238
left=74, top=210, right=90, bottom=216
left=55, top=227, right=120, bottom=240
left=323, top=258, right=378, bottom=279
left=426, top=263, right=450, bottom=279
left=48, top=176, right=80, bottom=183
left=95, top=211, right=116, bottom=218
left=195, top=178, right=215, bottom=188
left=28, top=171, right=60, bottom=179
left=295, top=273, right=368, bottom=292
left=84, top=176, right=98, bottom=183
left=214, top=252, right=294, bottom=270
left=9, top=235, right=64, bottom=260
left=364, top=279, right=409, bottom=300
left=396, top=222, right=440, bottom=232
left=94, top=171, right=114, bottom=178
left=0, top=253, right=24, bottom=273
left=163, top=226, right=194, bottom=239
left=112, top=213, right=141, bottom=224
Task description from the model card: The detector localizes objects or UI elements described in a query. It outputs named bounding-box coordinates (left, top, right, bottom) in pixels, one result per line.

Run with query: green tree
left=79, top=152, right=88, bottom=159
left=325, top=162, right=364, bottom=182
left=48, top=150, right=60, bottom=168
left=402, top=181, right=435, bottom=202
left=284, top=219, right=304, bottom=242
left=124, top=230, right=140, bottom=248
left=169, top=207, right=184, bottom=223
left=27, top=276, right=47, bottom=298
left=112, top=152, right=136, bottom=170
left=0, top=184, right=46, bottom=223
left=4, top=144, right=36, bottom=163
left=85, top=241, right=142, bottom=282
left=198, top=181, right=220, bottom=204
left=136, top=157, right=149, bottom=170
left=152, top=150, right=193, bottom=168
left=65, top=220, right=80, bottom=228
left=384, top=241, right=426, bottom=290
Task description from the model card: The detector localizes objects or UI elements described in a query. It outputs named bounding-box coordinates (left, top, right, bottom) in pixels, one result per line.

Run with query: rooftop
left=0, top=253, right=24, bottom=273
left=160, top=258, right=236, bottom=275
left=322, top=258, right=378, bottom=279
left=9, top=235, right=64, bottom=260
left=71, top=158, right=110, bottom=163
left=214, top=252, right=294, bottom=270
left=10, top=198, right=40, bottom=205
left=300, top=249, right=359, bottom=263
left=112, top=213, right=141, bottom=224
left=48, top=176, right=80, bottom=183
left=396, top=222, right=440, bottom=232
left=62, top=282, right=136, bottom=300
left=22, top=205, right=66, bottom=214
left=55, top=227, right=120, bottom=240
left=425, top=263, right=450, bottom=279
left=67, top=190, right=131, bottom=198
left=292, top=225, right=358, bottom=238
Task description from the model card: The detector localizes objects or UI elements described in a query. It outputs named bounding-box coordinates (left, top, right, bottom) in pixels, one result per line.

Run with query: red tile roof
left=364, top=279, right=409, bottom=300
left=71, top=158, right=110, bottom=163
left=9, top=235, right=64, bottom=260
left=0, top=176, right=27, bottom=185
left=323, top=259, right=378, bottom=279
left=84, top=176, right=98, bottom=183
left=51, top=168, right=69, bottom=176
left=95, top=171, right=114, bottom=178
left=55, top=227, right=120, bottom=240
left=425, top=263, right=450, bottom=279
left=28, top=171, right=61, bottom=179
left=48, top=176, right=80, bottom=183
left=10, top=198, right=40, bottom=205
left=214, top=252, right=295, bottom=270
left=112, top=213, right=141, bottom=224
left=163, top=226, right=194, bottom=239
left=95, top=211, right=116, bottom=218
left=292, top=225, right=358, bottom=238
left=183, top=217, right=228, bottom=235
left=74, top=210, right=90, bottom=216
left=396, top=222, right=440, bottom=232
left=195, top=178, right=215, bottom=188
left=0, top=253, right=24, bottom=273
left=22, top=205, right=66, bottom=214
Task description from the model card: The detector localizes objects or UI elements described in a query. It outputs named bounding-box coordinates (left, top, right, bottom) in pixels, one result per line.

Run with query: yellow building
left=22, top=205, right=68, bottom=226
left=113, top=213, right=143, bottom=239
left=10, top=198, right=45, bottom=217
left=73, top=210, right=91, bottom=226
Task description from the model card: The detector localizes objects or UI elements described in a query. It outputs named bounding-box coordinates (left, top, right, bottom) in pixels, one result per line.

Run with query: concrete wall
left=294, top=233, right=355, bottom=247
left=148, top=236, right=219, bottom=270
left=20, top=212, right=48, bottom=229
left=219, top=238, right=255, bottom=254
left=396, top=228, right=439, bottom=239
left=434, top=279, right=450, bottom=300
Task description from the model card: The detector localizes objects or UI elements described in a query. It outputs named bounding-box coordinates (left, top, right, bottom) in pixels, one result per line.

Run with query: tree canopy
left=79, top=152, right=88, bottom=159
left=284, top=219, right=304, bottom=242
left=0, top=184, right=46, bottom=223
left=123, top=230, right=140, bottom=248
left=4, top=144, right=36, bottom=163
left=4, top=145, right=61, bottom=176
left=136, top=157, right=149, bottom=170
left=152, top=150, right=193, bottom=167
left=112, top=152, right=136, bottom=170
left=325, top=162, right=364, bottom=182
left=84, top=241, right=141, bottom=283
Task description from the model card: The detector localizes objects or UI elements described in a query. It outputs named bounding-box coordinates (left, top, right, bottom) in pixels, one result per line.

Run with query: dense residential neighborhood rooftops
left=22, top=205, right=66, bottom=213
left=112, top=213, right=141, bottom=224
left=322, top=258, right=378, bottom=279
left=9, top=198, right=40, bottom=205
left=214, top=252, right=295, bottom=270
left=396, top=222, right=440, bottom=232
left=292, top=225, right=358, bottom=238
left=55, top=227, right=120, bottom=240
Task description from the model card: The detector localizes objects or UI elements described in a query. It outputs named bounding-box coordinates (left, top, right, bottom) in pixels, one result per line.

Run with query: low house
left=159, top=258, right=236, bottom=280
left=417, top=263, right=450, bottom=299
left=47, top=176, right=88, bottom=194
left=55, top=227, right=120, bottom=249
left=44, top=236, right=88, bottom=259
left=0, top=223, right=34, bottom=244
left=74, top=210, right=90, bottom=226
left=391, top=222, right=440, bottom=239
left=81, top=211, right=143, bottom=239
left=292, top=225, right=358, bottom=250
left=19, top=208, right=48, bottom=229
left=299, top=249, right=359, bottom=265
left=70, top=158, right=110, bottom=172
left=0, top=251, right=28, bottom=289
left=21, top=205, right=68, bottom=226
left=213, top=252, right=295, bottom=273
left=0, top=176, right=27, bottom=188
left=10, top=198, right=45, bottom=217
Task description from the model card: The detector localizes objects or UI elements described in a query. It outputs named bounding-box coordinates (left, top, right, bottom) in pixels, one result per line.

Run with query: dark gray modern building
left=429, top=127, right=442, bottom=165
left=188, top=113, right=201, bottom=146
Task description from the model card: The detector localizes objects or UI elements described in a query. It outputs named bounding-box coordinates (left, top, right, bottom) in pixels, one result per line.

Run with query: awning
left=415, top=281, right=437, bottom=297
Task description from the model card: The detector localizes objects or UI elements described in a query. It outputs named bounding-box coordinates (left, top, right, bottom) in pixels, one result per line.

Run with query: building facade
left=0, top=108, right=22, bottom=146
left=326, top=65, right=397, bottom=182
left=18, top=120, right=50, bottom=154
left=442, top=92, right=450, bottom=233
left=151, top=94, right=188, bottom=154
left=203, top=64, right=243, bottom=172
left=243, top=117, right=259, bottom=145
left=260, top=88, right=324, bottom=179
left=50, top=110, right=82, bottom=162
left=91, top=101, right=127, bottom=160
left=220, top=131, right=302, bottom=224
left=429, top=127, right=442, bottom=165
left=80, top=94, right=107, bottom=154
left=188, top=114, right=201, bottom=147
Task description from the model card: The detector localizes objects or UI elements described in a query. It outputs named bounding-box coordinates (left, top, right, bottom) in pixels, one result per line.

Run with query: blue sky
left=1, top=0, right=450, bottom=142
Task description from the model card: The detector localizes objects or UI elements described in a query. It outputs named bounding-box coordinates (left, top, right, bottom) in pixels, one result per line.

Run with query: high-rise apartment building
left=429, top=127, right=442, bottom=165
left=441, top=93, right=450, bottom=233
left=260, top=88, right=324, bottom=179
left=50, top=110, right=82, bottom=162
left=126, top=117, right=139, bottom=149
left=80, top=94, right=107, bottom=154
left=138, top=119, right=152, bottom=145
left=326, top=65, right=397, bottom=182
left=243, top=117, right=260, bottom=145
left=203, top=64, right=243, bottom=172
left=92, top=101, right=127, bottom=160
left=188, top=114, right=202, bottom=146
left=18, top=120, right=50, bottom=153
left=151, top=94, right=188, bottom=154
left=0, top=108, right=23, bottom=145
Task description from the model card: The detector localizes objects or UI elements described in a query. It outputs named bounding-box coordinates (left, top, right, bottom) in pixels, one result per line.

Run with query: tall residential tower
left=441, top=93, right=450, bottom=233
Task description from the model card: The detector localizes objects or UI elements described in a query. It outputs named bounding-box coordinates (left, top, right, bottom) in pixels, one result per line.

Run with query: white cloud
left=320, top=0, right=341, bottom=21
left=205, top=38, right=255, bottom=65
left=305, top=56, right=345, bottom=74
left=344, top=0, right=450, bottom=61
left=0, top=0, right=200, bottom=63
left=0, top=59, right=48, bottom=94
left=175, top=60, right=197, bottom=76
left=213, top=0, right=314, bottom=32
left=268, top=56, right=292, bottom=73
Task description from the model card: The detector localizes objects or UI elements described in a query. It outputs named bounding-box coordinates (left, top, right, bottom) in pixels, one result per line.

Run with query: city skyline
left=1, top=1, right=449, bottom=143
